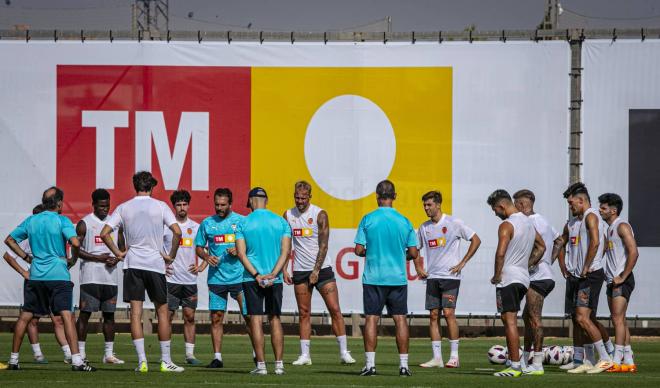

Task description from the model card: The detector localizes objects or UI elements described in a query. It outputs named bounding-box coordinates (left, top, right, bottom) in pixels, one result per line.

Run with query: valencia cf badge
left=308, top=218, right=313, bottom=225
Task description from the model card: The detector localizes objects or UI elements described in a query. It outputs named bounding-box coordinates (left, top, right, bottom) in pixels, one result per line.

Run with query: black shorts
left=564, top=275, right=580, bottom=317
left=529, top=279, right=556, bottom=298
left=292, top=267, right=336, bottom=290
left=242, top=281, right=283, bottom=316
left=496, top=283, right=527, bottom=313
left=575, top=269, right=605, bottom=312
left=425, top=279, right=460, bottom=310
left=123, top=268, right=167, bottom=304
left=607, top=273, right=635, bottom=301
left=79, top=283, right=118, bottom=313
left=167, top=283, right=198, bottom=311
left=363, top=284, right=408, bottom=316
left=23, top=280, right=73, bottom=316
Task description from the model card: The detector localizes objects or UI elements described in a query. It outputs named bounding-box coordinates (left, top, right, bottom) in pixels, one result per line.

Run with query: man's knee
left=102, top=312, right=115, bottom=322
left=442, top=308, right=456, bottom=320
left=429, top=309, right=440, bottom=321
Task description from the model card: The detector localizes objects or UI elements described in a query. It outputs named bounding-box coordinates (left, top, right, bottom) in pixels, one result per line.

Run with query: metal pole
left=569, top=29, right=583, bottom=184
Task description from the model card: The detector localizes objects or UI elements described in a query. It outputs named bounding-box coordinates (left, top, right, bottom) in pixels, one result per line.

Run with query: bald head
left=42, top=186, right=64, bottom=212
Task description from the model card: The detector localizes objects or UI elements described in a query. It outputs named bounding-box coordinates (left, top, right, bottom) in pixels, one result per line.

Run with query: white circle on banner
left=304, top=95, right=396, bottom=200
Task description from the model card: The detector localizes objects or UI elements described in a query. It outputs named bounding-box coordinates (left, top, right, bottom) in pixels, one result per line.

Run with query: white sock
left=104, top=342, right=114, bottom=357
left=252, top=349, right=256, bottom=358
left=275, top=360, right=284, bottom=369
left=605, top=339, right=614, bottom=354
left=71, top=353, right=83, bottom=366
left=431, top=340, right=442, bottom=360
left=584, top=343, right=596, bottom=364
left=10, top=352, right=19, bottom=364
left=78, top=341, right=86, bottom=358
left=399, top=353, right=409, bottom=369
left=336, top=335, right=348, bottom=354
left=365, top=352, right=375, bottom=368
left=623, top=345, right=634, bottom=365
left=300, top=339, right=311, bottom=356
left=214, top=352, right=222, bottom=361
left=257, top=361, right=266, bottom=370
left=160, top=340, right=172, bottom=364
left=31, top=343, right=43, bottom=357
left=573, top=347, right=584, bottom=364
left=185, top=342, right=195, bottom=358
left=533, top=351, right=544, bottom=367
left=449, top=339, right=459, bottom=359
left=61, top=344, right=71, bottom=358
left=614, top=345, right=624, bottom=364
left=133, top=338, right=147, bottom=363
left=522, top=351, right=530, bottom=367
left=511, top=360, right=521, bottom=370
left=593, top=340, right=611, bottom=361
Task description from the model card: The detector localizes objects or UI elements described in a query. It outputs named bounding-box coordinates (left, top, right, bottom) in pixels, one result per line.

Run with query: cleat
left=494, top=367, right=522, bottom=377
left=103, top=354, right=125, bottom=364
left=249, top=367, right=267, bottom=375
left=7, top=363, right=20, bottom=370
left=160, top=361, right=184, bottom=373
left=34, top=355, right=49, bottom=364
left=135, top=361, right=148, bottom=372
left=185, top=357, right=202, bottom=365
left=445, top=357, right=460, bottom=368
left=419, top=358, right=444, bottom=368
left=340, top=351, right=356, bottom=365
left=625, top=364, right=637, bottom=373
left=206, top=359, right=224, bottom=368
left=0, top=362, right=7, bottom=370
left=560, top=361, right=578, bottom=370
left=275, top=366, right=285, bottom=375
left=606, top=363, right=622, bottom=373
left=359, top=366, right=377, bottom=376
left=63, top=356, right=72, bottom=364
left=587, top=360, right=615, bottom=374
left=399, top=367, right=412, bottom=377
left=522, top=365, right=544, bottom=376
left=292, top=354, right=312, bottom=366
left=567, top=360, right=593, bottom=374
left=72, top=362, right=97, bottom=372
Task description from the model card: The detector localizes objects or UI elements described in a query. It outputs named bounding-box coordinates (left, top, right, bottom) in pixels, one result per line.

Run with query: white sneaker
left=250, top=367, right=267, bottom=375
left=566, top=360, right=593, bottom=374
left=445, top=357, right=460, bottom=368
left=419, top=358, right=444, bottom=368
left=275, top=366, right=285, bottom=375
left=559, top=361, right=576, bottom=370
left=586, top=360, right=615, bottom=374
left=63, top=356, right=72, bottom=364
left=292, top=354, right=312, bottom=366
left=340, top=351, right=356, bottom=365
left=160, top=361, right=185, bottom=373
left=103, top=354, right=125, bottom=364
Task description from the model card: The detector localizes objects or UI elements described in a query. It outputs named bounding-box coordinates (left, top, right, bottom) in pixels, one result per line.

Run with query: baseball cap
left=246, top=187, right=268, bottom=207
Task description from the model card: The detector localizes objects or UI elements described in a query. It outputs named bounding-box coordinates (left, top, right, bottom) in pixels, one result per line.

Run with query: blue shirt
left=354, top=207, right=418, bottom=286
left=10, top=211, right=77, bottom=281
left=235, top=209, right=291, bottom=283
left=194, top=212, right=245, bottom=285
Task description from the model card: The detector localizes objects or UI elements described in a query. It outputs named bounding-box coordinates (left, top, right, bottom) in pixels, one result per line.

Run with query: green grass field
left=1, top=333, right=659, bottom=387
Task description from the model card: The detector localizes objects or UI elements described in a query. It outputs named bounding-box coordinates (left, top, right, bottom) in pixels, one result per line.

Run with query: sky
left=1, top=0, right=659, bottom=32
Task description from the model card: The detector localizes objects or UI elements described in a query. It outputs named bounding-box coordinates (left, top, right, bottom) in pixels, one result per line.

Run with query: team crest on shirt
left=428, top=237, right=447, bottom=248
left=187, top=228, right=193, bottom=235
left=179, top=238, right=194, bottom=247
left=307, top=218, right=314, bottom=225
left=442, top=226, right=447, bottom=234
left=231, top=224, right=237, bottom=231
left=293, top=228, right=313, bottom=237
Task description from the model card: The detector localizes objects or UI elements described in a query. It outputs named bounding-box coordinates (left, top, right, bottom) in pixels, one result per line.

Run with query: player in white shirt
left=512, top=189, right=564, bottom=375
left=487, top=190, right=545, bottom=378
left=101, top=171, right=184, bottom=373
left=415, top=191, right=481, bottom=369
left=283, top=181, right=355, bottom=366
left=164, top=189, right=205, bottom=365
left=598, top=193, right=638, bottom=373
left=75, top=189, right=125, bottom=365
left=2, top=204, right=71, bottom=364
left=557, top=183, right=614, bottom=374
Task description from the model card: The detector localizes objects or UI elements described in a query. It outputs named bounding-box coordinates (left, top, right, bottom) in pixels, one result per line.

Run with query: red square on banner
left=57, top=65, right=251, bottom=222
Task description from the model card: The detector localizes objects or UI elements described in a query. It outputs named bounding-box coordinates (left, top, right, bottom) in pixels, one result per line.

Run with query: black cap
left=246, top=187, right=268, bottom=207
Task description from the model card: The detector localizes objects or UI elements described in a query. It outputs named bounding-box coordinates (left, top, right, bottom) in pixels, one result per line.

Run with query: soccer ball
left=487, top=345, right=508, bottom=364
left=547, top=345, right=564, bottom=365
left=561, top=346, right=574, bottom=365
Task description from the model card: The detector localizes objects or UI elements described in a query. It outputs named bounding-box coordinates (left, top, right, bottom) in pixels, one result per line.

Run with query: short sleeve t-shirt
left=417, top=214, right=476, bottom=280
left=10, top=211, right=77, bottom=281
left=163, top=218, right=200, bottom=285
left=235, top=209, right=291, bottom=283
left=105, top=196, right=176, bottom=274
left=528, top=213, right=560, bottom=282
left=195, top=212, right=245, bottom=285
left=354, top=207, right=418, bottom=286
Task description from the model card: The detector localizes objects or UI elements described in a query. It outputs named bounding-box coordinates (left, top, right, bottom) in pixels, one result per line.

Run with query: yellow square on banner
left=252, top=67, right=452, bottom=228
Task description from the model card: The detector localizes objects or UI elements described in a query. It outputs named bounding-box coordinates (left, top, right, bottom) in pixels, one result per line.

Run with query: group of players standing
left=1, top=173, right=638, bottom=378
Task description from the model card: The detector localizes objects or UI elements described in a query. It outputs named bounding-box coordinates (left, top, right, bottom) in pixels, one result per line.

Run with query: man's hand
left=188, top=264, right=202, bottom=274
left=226, top=247, right=238, bottom=256
left=490, top=275, right=501, bottom=285
left=105, top=255, right=120, bottom=268
left=162, top=253, right=174, bottom=265
left=165, top=264, right=174, bottom=277
left=612, top=275, right=625, bottom=287
left=415, top=265, right=428, bottom=279
left=560, top=266, right=569, bottom=279
left=256, top=273, right=275, bottom=288
left=206, top=255, right=219, bottom=266
left=283, top=270, right=293, bottom=285
left=24, top=254, right=33, bottom=264
left=309, top=269, right=320, bottom=285
left=449, top=262, right=466, bottom=275
left=22, top=270, right=29, bottom=280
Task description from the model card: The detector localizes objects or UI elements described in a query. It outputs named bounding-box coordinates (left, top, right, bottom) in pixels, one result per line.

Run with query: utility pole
left=540, top=0, right=559, bottom=30
left=133, top=0, right=169, bottom=40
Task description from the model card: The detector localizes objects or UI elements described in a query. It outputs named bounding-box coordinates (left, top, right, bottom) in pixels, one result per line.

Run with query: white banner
left=582, top=40, right=660, bottom=317
left=0, top=41, right=571, bottom=315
